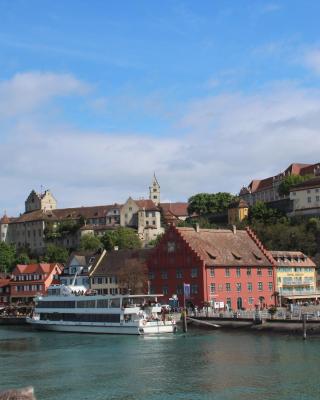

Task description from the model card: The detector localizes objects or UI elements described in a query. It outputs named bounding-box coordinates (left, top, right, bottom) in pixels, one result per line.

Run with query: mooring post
left=303, top=314, right=307, bottom=340
left=181, top=309, right=187, bottom=333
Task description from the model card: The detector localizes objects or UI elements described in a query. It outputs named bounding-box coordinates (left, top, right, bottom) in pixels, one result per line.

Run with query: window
left=148, top=271, right=155, bottom=280
left=268, top=282, right=273, bottom=291
left=191, top=268, right=198, bottom=278
left=152, top=220, right=156, bottom=225
left=210, top=283, right=215, bottom=294
left=308, top=197, right=311, bottom=203
left=129, top=207, right=132, bottom=211
left=210, top=268, right=215, bottom=277
left=257, top=268, right=262, bottom=276
left=236, top=283, right=241, bottom=292
left=268, top=267, right=272, bottom=277
left=176, top=285, right=183, bottom=294
left=316, top=196, right=320, bottom=202
left=248, top=297, right=254, bottom=305
left=247, top=267, right=251, bottom=276
left=191, top=284, right=198, bottom=294
left=161, top=271, right=168, bottom=280
left=247, top=282, right=252, bottom=292
left=225, top=268, right=230, bottom=277
left=176, top=269, right=183, bottom=279
left=167, top=242, right=175, bottom=253
left=236, top=267, right=241, bottom=277
left=226, top=283, right=231, bottom=292
left=226, top=298, right=232, bottom=309
left=163, top=286, right=168, bottom=295
left=152, top=212, right=155, bottom=217
left=258, top=282, right=263, bottom=291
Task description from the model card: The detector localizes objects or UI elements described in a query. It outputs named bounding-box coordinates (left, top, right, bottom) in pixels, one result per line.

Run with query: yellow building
left=271, top=251, right=317, bottom=304
left=228, top=199, right=249, bottom=225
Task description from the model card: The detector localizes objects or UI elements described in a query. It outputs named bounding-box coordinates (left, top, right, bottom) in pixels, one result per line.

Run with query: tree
left=101, top=227, right=142, bottom=251
left=15, top=253, right=30, bottom=265
left=117, top=259, right=148, bottom=294
left=278, top=174, right=313, bottom=197
left=0, top=242, right=16, bottom=273
left=249, top=201, right=284, bottom=224
left=148, top=233, right=164, bottom=247
left=79, top=234, right=102, bottom=251
left=43, top=244, right=69, bottom=263
left=187, top=192, right=235, bottom=216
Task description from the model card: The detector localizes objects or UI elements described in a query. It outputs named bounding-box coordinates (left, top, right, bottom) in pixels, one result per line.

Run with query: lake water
left=0, top=326, right=319, bottom=400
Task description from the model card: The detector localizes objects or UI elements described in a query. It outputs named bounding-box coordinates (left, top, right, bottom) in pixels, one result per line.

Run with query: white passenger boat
left=26, top=285, right=177, bottom=335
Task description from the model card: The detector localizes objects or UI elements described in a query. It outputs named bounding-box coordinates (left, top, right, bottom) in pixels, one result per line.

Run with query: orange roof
left=12, top=263, right=63, bottom=275
left=0, top=278, right=11, bottom=288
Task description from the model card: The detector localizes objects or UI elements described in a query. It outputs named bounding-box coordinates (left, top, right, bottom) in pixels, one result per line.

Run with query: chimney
left=232, top=225, right=237, bottom=234
left=114, top=246, right=119, bottom=251
left=195, top=223, right=200, bottom=233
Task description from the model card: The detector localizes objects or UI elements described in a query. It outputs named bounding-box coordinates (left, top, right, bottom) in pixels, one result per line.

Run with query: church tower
left=149, top=173, right=160, bottom=206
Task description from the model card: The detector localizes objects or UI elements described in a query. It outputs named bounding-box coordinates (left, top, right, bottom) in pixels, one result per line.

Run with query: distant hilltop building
left=0, top=175, right=188, bottom=254
left=239, top=162, right=320, bottom=206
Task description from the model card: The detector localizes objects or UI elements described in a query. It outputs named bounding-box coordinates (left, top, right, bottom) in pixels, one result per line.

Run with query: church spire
left=149, top=173, right=160, bottom=205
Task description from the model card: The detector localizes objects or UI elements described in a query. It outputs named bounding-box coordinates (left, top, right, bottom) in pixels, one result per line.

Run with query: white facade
left=290, top=183, right=320, bottom=216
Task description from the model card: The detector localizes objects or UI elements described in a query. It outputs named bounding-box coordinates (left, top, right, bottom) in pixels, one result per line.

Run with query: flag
left=183, top=283, right=190, bottom=299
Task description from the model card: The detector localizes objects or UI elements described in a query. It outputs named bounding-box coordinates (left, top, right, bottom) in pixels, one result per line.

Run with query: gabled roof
left=12, top=263, right=63, bottom=275
left=174, top=226, right=273, bottom=267
left=134, top=200, right=160, bottom=211
left=90, top=249, right=152, bottom=276
left=66, top=250, right=100, bottom=268
left=160, top=202, right=188, bottom=217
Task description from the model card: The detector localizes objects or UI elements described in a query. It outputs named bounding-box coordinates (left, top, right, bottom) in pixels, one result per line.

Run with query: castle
left=0, top=175, right=188, bottom=255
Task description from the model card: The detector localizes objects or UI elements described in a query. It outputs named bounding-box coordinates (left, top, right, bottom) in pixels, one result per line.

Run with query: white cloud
left=1, top=72, right=320, bottom=215
left=0, top=72, right=90, bottom=119
left=304, top=49, right=320, bottom=75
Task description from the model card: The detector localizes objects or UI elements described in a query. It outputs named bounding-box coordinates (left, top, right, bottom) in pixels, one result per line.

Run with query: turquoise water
left=0, top=326, right=319, bottom=400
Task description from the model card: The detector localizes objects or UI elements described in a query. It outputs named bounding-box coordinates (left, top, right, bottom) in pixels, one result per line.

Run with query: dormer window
left=231, top=252, right=241, bottom=260
left=252, top=252, right=262, bottom=261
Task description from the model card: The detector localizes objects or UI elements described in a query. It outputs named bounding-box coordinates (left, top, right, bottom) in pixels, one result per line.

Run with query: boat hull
left=26, top=319, right=177, bottom=335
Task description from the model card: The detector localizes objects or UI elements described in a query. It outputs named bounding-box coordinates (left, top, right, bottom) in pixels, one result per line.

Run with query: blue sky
left=1, top=0, right=320, bottom=214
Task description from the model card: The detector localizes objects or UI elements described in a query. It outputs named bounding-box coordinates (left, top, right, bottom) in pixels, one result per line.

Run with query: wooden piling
left=303, top=314, right=307, bottom=340
left=181, top=309, right=187, bottom=333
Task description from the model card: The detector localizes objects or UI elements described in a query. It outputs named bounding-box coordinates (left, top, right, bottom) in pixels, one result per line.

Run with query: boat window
left=97, top=299, right=109, bottom=308
left=37, top=301, right=76, bottom=308
left=77, top=300, right=96, bottom=308
left=109, top=298, right=120, bottom=308
left=39, top=313, right=120, bottom=323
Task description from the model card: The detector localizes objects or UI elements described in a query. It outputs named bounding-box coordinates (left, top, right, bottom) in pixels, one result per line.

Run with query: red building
left=147, top=225, right=276, bottom=310
left=10, top=263, right=63, bottom=303
left=0, top=277, right=11, bottom=306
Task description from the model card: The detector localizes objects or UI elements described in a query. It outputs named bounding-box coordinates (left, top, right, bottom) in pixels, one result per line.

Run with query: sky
left=1, top=0, right=320, bottom=215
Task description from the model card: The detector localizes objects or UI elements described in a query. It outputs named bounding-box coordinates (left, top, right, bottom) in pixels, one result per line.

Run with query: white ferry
left=26, top=285, right=177, bottom=335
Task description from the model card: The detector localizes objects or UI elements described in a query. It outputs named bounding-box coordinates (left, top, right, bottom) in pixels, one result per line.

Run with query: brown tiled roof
left=160, top=202, right=188, bottom=217
left=0, top=214, right=10, bottom=224
left=175, top=227, right=273, bottom=267
left=134, top=200, right=159, bottom=211
left=11, top=204, right=121, bottom=224
left=90, top=249, right=152, bottom=276
left=270, top=251, right=316, bottom=267
left=290, top=176, right=320, bottom=191
left=246, top=163, right=319, bottom=194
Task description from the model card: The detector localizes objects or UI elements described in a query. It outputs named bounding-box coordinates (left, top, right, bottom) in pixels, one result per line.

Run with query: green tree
left=148, top=233, right=164, bottom=247
left=15, top=253, right=30, bottom=265
left=44, top=244, right=69, bottom=263
left=278, top=174, right=313, bottom=197
left=187, top=192, right=235, bottom=216
left=249, top=201, right=285, bottom=224
left=79, top=234, right=102, bottom=251
left=0, top=242, right=16, bottom=273
left=101, top=227, right=142, bottom=251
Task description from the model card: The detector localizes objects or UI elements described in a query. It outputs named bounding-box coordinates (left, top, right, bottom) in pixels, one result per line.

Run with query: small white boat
left=26, top=285, right=177, bottom=335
